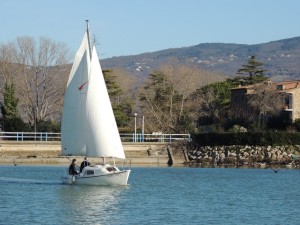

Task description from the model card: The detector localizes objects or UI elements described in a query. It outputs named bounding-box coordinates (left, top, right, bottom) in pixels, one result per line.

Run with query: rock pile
left=187, top=145, right=300, bottom=167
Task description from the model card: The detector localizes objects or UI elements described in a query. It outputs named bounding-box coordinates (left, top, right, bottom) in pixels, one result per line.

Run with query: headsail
left=85, top=47, right=125, bottom=159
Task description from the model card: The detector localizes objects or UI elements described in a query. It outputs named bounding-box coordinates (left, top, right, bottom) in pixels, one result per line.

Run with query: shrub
left=192, top=132, right=300, bottom=146
left=293, top=119, right=300, bottom=132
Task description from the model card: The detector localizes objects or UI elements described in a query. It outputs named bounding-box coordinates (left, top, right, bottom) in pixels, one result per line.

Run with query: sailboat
left=61, top=22, right=131, bottom=185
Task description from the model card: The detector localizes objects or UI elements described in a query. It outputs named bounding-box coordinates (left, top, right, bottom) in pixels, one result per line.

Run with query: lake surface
left=0, top=165, right=299, bottom=225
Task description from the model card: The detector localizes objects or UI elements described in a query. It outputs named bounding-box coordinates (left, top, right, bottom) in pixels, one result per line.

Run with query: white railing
left=0, top=132, right=61, bottom=142
left=0, top=132, right=191, bottom=143
left=120, top=133, right=191, bottom=143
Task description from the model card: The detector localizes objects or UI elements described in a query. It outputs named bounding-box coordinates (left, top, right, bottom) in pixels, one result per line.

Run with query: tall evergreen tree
left=0, top=81, right=28, bottom=131
left=1, top=81, right=19, bottom=119
left=103, top=69, right=122, bottom=97
left=103, top=69, right=132, bottom=128
left=237, top=55, right=268, bottom=84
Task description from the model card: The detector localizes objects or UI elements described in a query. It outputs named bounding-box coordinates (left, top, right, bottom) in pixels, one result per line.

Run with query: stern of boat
left=61, top=169, right=77, bottom=185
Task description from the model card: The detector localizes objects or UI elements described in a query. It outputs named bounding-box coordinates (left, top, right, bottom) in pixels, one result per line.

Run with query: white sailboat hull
left=61, top=164, right=131, bottom=186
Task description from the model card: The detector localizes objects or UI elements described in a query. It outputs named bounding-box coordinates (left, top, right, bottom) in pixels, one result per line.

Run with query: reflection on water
left=57, top=185, right=128, bottom=224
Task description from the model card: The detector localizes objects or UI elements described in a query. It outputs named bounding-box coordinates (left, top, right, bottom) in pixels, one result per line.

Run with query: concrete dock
left=0, top=141, right=186, bottom=166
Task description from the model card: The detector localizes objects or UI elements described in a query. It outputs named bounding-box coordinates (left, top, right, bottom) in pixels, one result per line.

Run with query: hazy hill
left=102, top=36, right=300, bottom=81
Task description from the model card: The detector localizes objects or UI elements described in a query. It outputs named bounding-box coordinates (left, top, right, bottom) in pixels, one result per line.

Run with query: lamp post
left=142, top=115, right=144, bottom=142
left=134, top=113, right=137, bottom=142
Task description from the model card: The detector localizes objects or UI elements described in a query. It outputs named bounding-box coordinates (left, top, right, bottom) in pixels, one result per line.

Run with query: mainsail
left=61, top=32, right=90, bottom=156
left=61, top=31, right=125, bottom=159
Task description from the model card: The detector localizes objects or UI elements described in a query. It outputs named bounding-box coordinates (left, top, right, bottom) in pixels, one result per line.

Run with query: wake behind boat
left=61, top=21, right=130, bottom=186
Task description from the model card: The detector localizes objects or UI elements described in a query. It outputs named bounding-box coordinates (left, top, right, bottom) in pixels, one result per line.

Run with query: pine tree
left=237, top=56, right=268, bottom=84
left=1, top=81, right=19, bottom=119
left=0, top=81, right=28, bottom=131
left=103, top=70, right=132, bottom=128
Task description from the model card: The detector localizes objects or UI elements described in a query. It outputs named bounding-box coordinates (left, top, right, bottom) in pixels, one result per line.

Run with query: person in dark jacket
left=69, top=159, right=79, bottom=175
left=80, top=156, right=91, bottom=173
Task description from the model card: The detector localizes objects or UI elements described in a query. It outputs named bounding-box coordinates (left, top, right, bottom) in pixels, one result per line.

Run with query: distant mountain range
left=101, top=36, right=300, bottom=81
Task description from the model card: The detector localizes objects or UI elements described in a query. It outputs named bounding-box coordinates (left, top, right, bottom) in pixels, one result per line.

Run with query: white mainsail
left=61, top=31, right=125, bottom=159
left=61, top=32, right=90, bottom=156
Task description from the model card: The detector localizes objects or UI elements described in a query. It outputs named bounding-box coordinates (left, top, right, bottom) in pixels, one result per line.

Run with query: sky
left=1, top=0, right=300, bottom=59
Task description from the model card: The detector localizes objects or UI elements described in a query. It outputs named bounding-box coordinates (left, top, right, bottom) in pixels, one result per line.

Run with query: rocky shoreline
left=186, top=145, right=300, bottom=168
left=1, top=141, right=300, bottom=168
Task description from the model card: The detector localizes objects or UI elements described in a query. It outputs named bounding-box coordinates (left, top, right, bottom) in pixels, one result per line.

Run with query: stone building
left=231, top=80, right=300, bottom=123
left=276, top=80, right=300, bottom=121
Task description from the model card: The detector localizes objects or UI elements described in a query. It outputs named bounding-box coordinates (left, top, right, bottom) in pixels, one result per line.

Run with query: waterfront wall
left=187, top=145, right=300, bottom=167
left=0, top=141, right=186, bottom=165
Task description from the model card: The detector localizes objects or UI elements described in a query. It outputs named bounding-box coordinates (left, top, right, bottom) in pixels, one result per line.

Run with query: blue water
left=0, top=165, right=299, bottom=225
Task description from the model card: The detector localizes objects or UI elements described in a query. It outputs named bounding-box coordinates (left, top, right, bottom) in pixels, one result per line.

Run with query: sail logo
left=78, top=81, right=88, bottom=91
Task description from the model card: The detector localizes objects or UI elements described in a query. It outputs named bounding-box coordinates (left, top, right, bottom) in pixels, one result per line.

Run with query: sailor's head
left=72, top=159, right=76, bottom=163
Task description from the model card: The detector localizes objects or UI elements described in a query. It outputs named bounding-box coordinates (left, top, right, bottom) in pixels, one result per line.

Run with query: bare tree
left=0, top=43, right=20, bottom=86
left=0, top=37, right=70, bottom=128
left=247, top=82, right=284, bottom=128
left=111, top=68, right=139, bottom=102
left=138, top=63, right=225, bottom=133
left=159, top=60, right=225, bottom=94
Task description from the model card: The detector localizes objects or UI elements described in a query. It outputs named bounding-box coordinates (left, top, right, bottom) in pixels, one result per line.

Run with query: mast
left=86, top=19, right=92, bottom=59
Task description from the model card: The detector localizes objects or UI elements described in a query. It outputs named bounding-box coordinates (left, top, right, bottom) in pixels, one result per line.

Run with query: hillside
left=102, top=36, right=300, bottom=81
